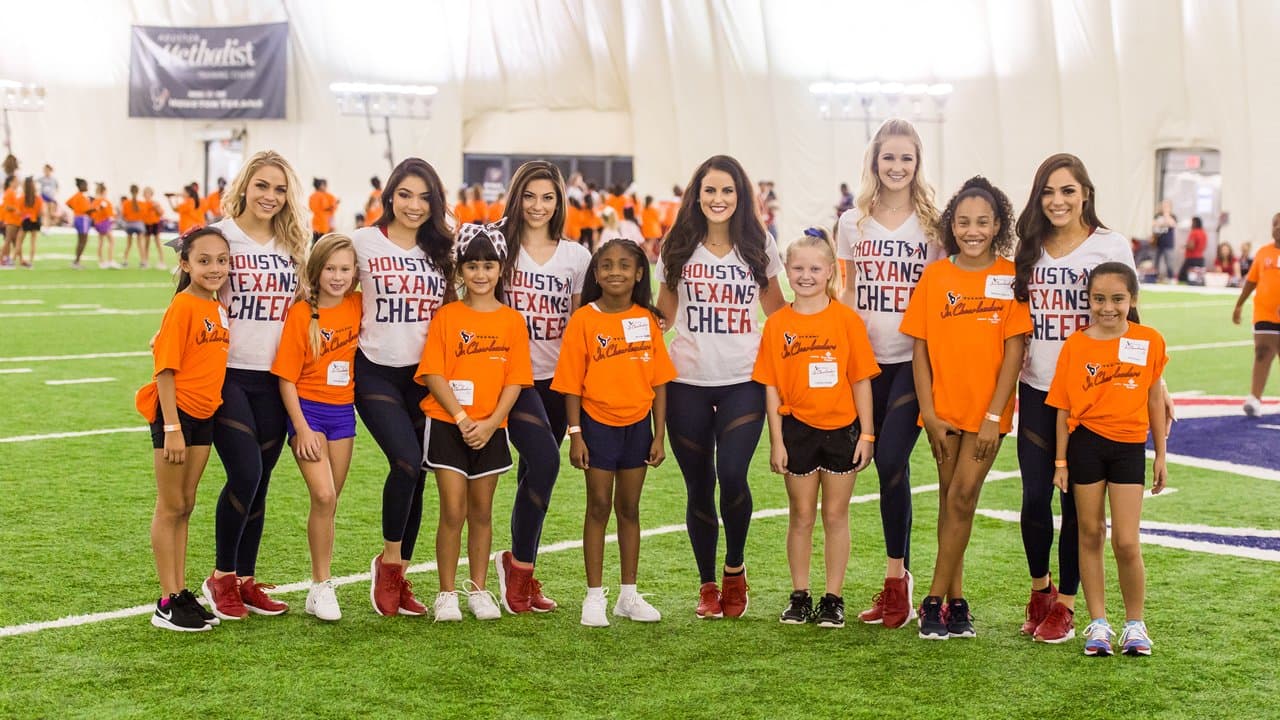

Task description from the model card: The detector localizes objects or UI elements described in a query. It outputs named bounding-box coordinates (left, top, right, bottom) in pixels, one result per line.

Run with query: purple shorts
left=93, top=220, right=112, bottom=235
left=286, top=398, right=357, bottom=441
left=73, top=215, right=91, bottom=234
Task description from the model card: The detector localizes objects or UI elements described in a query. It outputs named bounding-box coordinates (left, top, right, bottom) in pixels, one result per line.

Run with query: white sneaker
left=433, top=591, right=462, bottom=622
left=1244, top=395, right=1262, bottom=417
left=581, top=589, right=609, bottom=627
left=613, top=591, right=662, bottom=622
left=305, top=580, right=342, bottom=621
left=98, top=262, right=109, bottom=269
left=465, top=580, right=501, bottom=620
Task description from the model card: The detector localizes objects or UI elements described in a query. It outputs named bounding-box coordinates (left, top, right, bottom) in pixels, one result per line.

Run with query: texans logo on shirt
left=1086, top=362, right=1100, bottom=377
left=203, top=318, right=215, bottom=333
left=320, top=328, right=333, bottom=342
left=596, top=334, right=611, bottom=349
left=946, top=291, right=960, bottom=306
left=460, top=330, right=475, bottom=345
left=783, top=332, right=797, bottom=346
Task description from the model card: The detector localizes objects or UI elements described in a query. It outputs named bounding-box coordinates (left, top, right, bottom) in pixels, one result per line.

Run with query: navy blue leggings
left=354, top=350, right=428, bottom=560
left=506, top=380, right=568, bottom=564
left=213, top=369, right=287, bottom=576
left=1017, top=382, right=1080, bottom=595
left=869, top=361, right=921, bottom=565
left=666, top=381, right=764, bottom=584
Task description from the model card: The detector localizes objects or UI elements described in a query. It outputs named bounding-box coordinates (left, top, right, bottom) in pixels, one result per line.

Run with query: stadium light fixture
left=809, top=78, right=953, bottom=140
left=0, top=80, right=47, bottom=157
left=329, top=81, right=438, bottom=171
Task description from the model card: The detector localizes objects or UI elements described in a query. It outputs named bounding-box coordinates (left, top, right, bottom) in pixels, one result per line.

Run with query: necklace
left=877, top=197, right=908, bottom=212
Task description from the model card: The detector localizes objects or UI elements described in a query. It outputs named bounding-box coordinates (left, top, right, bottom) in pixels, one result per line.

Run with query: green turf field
left=1, top=232, right=1275, bottom=719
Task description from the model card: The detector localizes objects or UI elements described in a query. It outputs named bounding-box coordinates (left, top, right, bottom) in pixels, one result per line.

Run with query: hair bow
left=455, top=217, right=509, bottom=260
left=803, top=227, right=824, bottom=238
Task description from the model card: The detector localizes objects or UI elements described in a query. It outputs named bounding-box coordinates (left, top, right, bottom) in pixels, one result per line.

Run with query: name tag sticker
left=217, top=307, right=229, bottom=328
left=326, top=361, right=350, bottom=387
left=450, top=379, right=475, bottom=406
left=808, top=362, right=838, bottom=388
left=985, top=274, right=1015, bottom=300
left=622, top=317, right=651, bottom=343
left=1118, top=338, right=1150, bottom=366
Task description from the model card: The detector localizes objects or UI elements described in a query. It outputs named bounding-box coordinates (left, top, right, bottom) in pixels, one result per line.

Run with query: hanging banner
left=129, top=23, right=288, bottom=119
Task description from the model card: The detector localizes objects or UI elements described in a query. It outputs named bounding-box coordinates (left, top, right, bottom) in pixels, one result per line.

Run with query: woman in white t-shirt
left=493, top=160, right=591, bottom=614
left=656, top=155, right=785, bottom=620
left=836, top=118, right=945, bottom=629
left=200, top=150, right=309, bottom=621
left=1011, top=153, right=1167, bottom=643
left=356, top=157, right=455, bottom=617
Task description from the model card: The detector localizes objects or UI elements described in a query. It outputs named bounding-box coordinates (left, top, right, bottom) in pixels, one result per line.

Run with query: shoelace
left=1121, top=623, right=1150, bottom=647
left=464, top=579, right=499, bottom=607
left=1085, top=622, right=1114, bottom=644
left=787, top=596, right=811, bottom=619
left=527, top=576, right=545, bottom=599
left=868, top=590, right=887, bottom=610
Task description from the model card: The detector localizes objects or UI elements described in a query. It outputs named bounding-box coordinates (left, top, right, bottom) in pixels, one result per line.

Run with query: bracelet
left=983, top=412, right=1002, bottom=424
left=567, top=425, right=582, bottom=435
left=859, top=433, right=876, bottom=443
left=1054, top=459, right=1067, bottom=468
left=163, top=424, right=181, bottom=432
left=453, top=411, right=468, bottom=422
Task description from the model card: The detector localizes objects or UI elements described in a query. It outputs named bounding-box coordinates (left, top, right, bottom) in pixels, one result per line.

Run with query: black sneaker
left=918, top=596, right=948, bottom=640
left=179, top=588, right=220, bottom=626
left=814, top=594, right=845, bottom=628
left=946, top=598, right=975, bottom=638
left=779, top=590, right=812, bottom=624
left=151, top=594, right=212, bottom=632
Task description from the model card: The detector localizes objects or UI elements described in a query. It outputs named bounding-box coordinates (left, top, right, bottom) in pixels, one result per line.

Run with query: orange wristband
left=860, top=433, right=876, bottom=443
left=1054, top=460, right=1067, bottom=468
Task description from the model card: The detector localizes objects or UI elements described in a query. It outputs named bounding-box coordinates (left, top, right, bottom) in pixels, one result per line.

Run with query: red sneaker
left=1034, top=601, right=1076, bottom=643
left=399, top=575, right=427, bottom=616
left=880, top=570, right=916, bottom=629
left=857, top=592, right=885, bottom=624
left=696, top=582, right=723, bottom=619
left=240, top=578, right=289, bottom=615
left=1021, top=582, right=1058, bottom=635
left=495, top=550, right=532, bottom=614
left=370, top=554, right=403, bottom=617
left=201, top=572, right=249, bottom=621
left=721, top=572, right=749, bottom=618
left=527, top=576, right=557, bottom=612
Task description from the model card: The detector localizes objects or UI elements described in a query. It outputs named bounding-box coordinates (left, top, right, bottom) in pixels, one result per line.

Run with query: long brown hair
left=660, top=155, right=770, bottom=291
left=376, top=157, right=454, bottom=283
left=1013, top=153, right=1106, bottom=301
left=500, top=160, right=567, bottom=286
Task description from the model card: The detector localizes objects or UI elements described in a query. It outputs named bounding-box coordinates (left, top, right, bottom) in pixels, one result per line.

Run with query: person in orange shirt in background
left=364, top=176, right=383, bottom=227
left=121, top=185, right=147, bottom=268
left=309, top=178, right=338, bottom=243
left=140, top=186, right=167, bottom=270
left=271, top=233, right=362, bottom=622
left=754, top=227, right=879, bottom=628
left=91, top=182, right=119, bottom=269
left=67, top=178, right=93, bottom=269
left=1233, top=211, right=1280, bottom=416
left=563, top=196, right=583, bottom=242
left=415, top=223, right=532, bottom=622
left=640, top=195, right=663, bottom=260
left=467, top=184, right=487, bottom=225
left=1048, top=262, right=1167, bottom=657
left=1, top=176, right=20, bottom=268
left=900, top=176, right=1031, bottom=641
left=204, top=177, right=227, bottom=223
left=134, top=226, right=232, bottom=632
left=453, top=187, right=474, bottom=227
left=553, top=239, right=675, bottom=628
left=167, top=184, right=204, bottom=236
left=659, top=185, right=682, bottom=236
left=486, top=191, right=506, bottom=223
left=604, top=185, right=627, bottom=220
left=14, top=177, right=44, bottom=268
left=579, top=194, right=602, bottom=251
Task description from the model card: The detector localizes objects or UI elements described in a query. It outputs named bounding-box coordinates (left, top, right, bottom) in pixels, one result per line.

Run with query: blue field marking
left=1136, top=526, right=1280, bottom=552
left=1159, top=414, right=1280, bottom=471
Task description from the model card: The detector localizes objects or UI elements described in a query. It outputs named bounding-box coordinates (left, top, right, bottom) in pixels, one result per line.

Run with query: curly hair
left=376, top=157, right=455, bottom=285
left=660, top=155, right=770, bottom=291
left=853, top=118, right=941, bottom=243
left=582, top=239, right=662, bottom=320
left=1012, top=153, right=1105, bottom=301
left=938, top=176, right=1016, bottom=258
left=222, top=150, right=310, bottom=278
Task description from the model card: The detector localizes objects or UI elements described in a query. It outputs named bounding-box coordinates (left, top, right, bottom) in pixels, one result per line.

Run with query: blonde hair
left=853, top=118, right=941, bottom=243
left=785, top=227, right=840, bottom=300
left=223, top=150, right=310, bottom=290
left=301, top=233, right=356, bottom=358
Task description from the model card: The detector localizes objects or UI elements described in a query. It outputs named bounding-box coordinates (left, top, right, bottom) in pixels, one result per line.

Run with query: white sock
left=619, top=584, right=637, bottom=599
left=586, top=586, right=605, bottom=599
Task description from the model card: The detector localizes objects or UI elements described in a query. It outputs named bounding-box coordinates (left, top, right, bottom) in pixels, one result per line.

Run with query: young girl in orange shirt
left=415, top=223, right=532, bottom=622
left=271, top=233, right=362, bottom=621
left=1, top=175, right=19, bottom=268
left=553, top=239, right=676, bottom=628
left=66, top=178, right=93, bottom=269
left=16, top=177, right=43, bottom=268
left=900, top=176, right=1032, bottom=640
left=91, top=183, right=118, bottom=269
left=1048, top=262, right=1168, bottom=657
left=753, top=228, right=879, bottom=628
left=134, top=227, right=232, bottom=632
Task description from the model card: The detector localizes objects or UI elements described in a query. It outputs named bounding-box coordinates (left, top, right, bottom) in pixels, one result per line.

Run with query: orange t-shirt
left=121, top=198, right=146, bottom=223
left=454, top=202, right=476, bottom=226
left=605, top=194, right=627, bottom=219
left=271, top=293, right=362, bottom=406
left=486, top=201, right=505, bottom=223
left=309, top=191, right=337, bottom=233
left=468, top=200, right=488, bottom=224
left=563, top=207, right=582, bottom=240
left=134, top=292, right=230, bottom=422
left=1046, top=322, right=1168, bottom=443
left=66, top=192, right=91, bottom=217
left=3, top=188, right=22, bottom=225
left=19, top=196, right=43, bottom=222
left=1246, top=244, right=1280, bottom=324
left=659, top=199, right=680, bottom=229
left=416, top=302, right=533, bottom=426
left=140, top=199, right=163, bottom=225
left=899, top=257, right=1033, bottom=433
left=90, top=197, right=114, bottom=223
left=752, top=301, right=881, bottom=430
left=581, top=206, right=603, bottom=231
left=204, top=191, right=223, bottom=219
left=365, top=190, right=383, bottom=227
left=177, top=197, right=202, bottom=233
left=551, top=303, right=678, bottom=426
left=641, top=206, right=662, bottom=240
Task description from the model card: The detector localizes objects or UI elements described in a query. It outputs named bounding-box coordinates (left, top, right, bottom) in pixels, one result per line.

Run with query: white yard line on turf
left=0, top=471, right=1019, bottom=638
left=0, top=299, right=43, bottom=305
left=44, top=377, right=116, bottom=386
left=0, top=351, right=150, bottom=363
left=57, top=303, right=102, bottom=309
left=0, top=427, right=148, bottom=444
left=0, top=283, right=171, bottom=290
left=1167, top=340, right=1251, bottom=352
left=0, top=368, right=32, bottom=374
left=1140, top=284, right=1241, bottom=297
left=1147, top=449, right=1280, bottom=483
left=0, top=308, right=163, bottom=319
left=1143, top=301, right=1234, bottom=309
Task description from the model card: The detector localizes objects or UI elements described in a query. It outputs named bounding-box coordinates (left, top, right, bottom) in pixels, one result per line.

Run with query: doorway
left=1155, top=148, right=1222, bottom=280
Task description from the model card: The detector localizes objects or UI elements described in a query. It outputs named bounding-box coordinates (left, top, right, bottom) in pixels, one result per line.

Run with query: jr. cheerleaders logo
left=454, top=329, right=509, bottom=358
